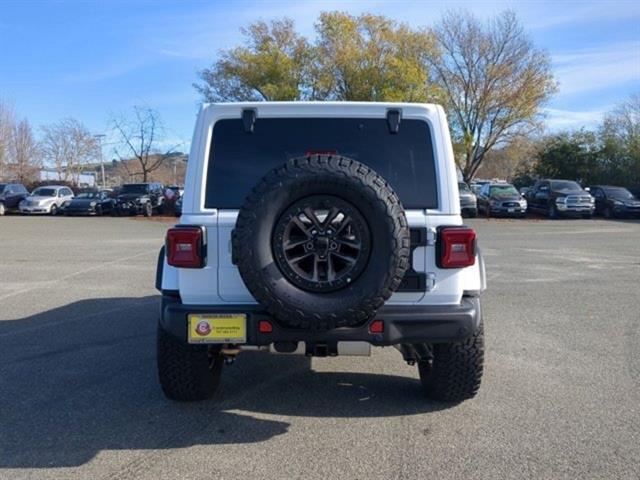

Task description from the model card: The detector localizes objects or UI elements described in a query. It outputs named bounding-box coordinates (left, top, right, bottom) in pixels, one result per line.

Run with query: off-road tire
left=418, top=322, right=484, bottom=402
left=233, top=154, right=410, bottom=330
left=157, top=325, right=223, bottom=401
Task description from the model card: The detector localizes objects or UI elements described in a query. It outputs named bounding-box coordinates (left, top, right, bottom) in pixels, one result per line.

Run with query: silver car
left=459, top=182, right=478, bottom=217
left=19, top=186, right=74, bottom=215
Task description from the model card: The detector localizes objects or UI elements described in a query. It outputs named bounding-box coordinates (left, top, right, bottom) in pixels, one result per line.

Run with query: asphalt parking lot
left=1, top=215, right=639, bottom=480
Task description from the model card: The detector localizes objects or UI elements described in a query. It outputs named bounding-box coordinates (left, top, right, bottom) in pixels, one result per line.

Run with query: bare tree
left=476, top=135, right=539, bottom=180
left=40, top=118, right=98, bottom=185
left=0, top=100, right=16, bottom=181
left=428, top=11, right=556, bottom=181
left=111, top=106, right=180, bottom=182
left=10, top=119, right=40, bottom=183
left=602, top=92, right=640, bottom=158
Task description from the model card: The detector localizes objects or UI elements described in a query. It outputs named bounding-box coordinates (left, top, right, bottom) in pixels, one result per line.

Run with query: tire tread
left=233, top=155, right=410, bottom=330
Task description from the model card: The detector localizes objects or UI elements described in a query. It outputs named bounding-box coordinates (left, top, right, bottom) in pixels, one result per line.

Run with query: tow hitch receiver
left=306, top=343, right=335, bottom=357
left=268, top=341, right=371, bottom=357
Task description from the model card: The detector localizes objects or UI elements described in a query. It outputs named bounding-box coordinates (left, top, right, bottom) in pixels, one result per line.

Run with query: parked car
left=61, top=190, right=115, bottom=216
left=470, top=180, right=489, bottom=196
left=458, top=182, right=477, bottom=217
left=0, top=182, right=29, bottom=215
left=477, top=182, right=527, bottom=218
left=156, top=102, right=486, bottom=404
left=166, top=185, right=183, bottom=198
left=19, top=185, right=74, bottom=215
left=115, top=183, right=165, bottom=216
left=173, top=195, right=182, bottom=217
left=525, top=179, right=594, bottom=219
left=518, top=186, right=530, bottom=197
left=589, top=185, right=640, bottom=219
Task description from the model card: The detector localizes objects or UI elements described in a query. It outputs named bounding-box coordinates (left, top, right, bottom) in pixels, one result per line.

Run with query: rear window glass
left=205, top=117, right=438, bottom=209
left=490, top=185, right=518, bottom=197
left=120, top=184, right=149, bottom=194
left=551, top=180, right=581, bottom=192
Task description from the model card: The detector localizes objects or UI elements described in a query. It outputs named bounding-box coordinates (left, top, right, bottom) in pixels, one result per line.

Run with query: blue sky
left=1, top=0, right=639, bottom=155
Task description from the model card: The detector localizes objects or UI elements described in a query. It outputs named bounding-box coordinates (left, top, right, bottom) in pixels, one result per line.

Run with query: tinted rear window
left=120, top=184, right=149, bottom=194
left=551, top=180, right=581, bottom=191
left=205, top=117, right=438, bottom=209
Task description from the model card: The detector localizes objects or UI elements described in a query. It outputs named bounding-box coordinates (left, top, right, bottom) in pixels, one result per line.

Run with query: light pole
left=94, top=134, right=106, bottom=188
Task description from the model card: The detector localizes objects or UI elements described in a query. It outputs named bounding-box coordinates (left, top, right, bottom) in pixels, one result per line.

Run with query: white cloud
left=543, top=107, right=609, bottom=130
left=526, top=1, right=640, bottom=30
left=552, top=41, right=640, bottom=96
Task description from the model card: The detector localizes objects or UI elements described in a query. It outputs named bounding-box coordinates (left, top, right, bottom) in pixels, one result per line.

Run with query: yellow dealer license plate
left=188, top=314, right=247, bottom=344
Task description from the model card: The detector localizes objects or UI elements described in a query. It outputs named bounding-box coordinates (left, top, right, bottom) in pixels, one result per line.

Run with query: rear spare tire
left=233, top=155, right=410, bottom=330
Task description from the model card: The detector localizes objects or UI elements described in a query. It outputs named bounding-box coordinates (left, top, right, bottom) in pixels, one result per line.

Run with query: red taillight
left=438, top=227, right=476, bottom=268
left=369, top=320, right=384, bottom=334
left=166, top=226, right=205, bottom=268
left=258, top=320, right=273, bottom=333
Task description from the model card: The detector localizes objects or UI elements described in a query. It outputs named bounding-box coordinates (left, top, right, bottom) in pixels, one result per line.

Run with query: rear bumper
left=19, top=206, right=51, bottom=214
left=461, top=206, right=477, bottom=216
left=63, top=207, right=96, bottom=215
left=489, top=206, right=526, bottom=217
left=159, top=295, right=482, bottom=347
left=611, top=206, right=640, bottom=217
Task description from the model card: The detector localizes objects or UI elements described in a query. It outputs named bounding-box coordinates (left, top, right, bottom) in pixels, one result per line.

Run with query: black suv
left=115, top=183, right=165, bottom=216
left=0, top=183, right=29, bottom=215
left=589, top=185, right=640, bottom=219
left=526, top=179, right=595, bottom=219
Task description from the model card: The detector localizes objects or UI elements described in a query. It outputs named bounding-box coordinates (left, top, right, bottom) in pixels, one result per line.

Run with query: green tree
left=311, top=12, right=439, bottom=101
left=534, top=131, right=600, bottom=185
left=195, top=13, right=439, bottom=103
left=195, top=19, right=313, bottom=101
left=428, top=11, right=556, bottom=182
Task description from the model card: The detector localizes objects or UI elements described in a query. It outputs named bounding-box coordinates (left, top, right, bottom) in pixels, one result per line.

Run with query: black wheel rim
left=272, top=195, right=371, bottom=292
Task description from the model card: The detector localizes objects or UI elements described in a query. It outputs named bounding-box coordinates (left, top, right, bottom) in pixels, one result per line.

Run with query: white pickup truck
left=156, top=102, right=486, bottom=403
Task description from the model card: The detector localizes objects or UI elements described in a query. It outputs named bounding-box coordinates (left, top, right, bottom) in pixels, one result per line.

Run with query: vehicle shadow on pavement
left=0, top=296, right=448, bottom=470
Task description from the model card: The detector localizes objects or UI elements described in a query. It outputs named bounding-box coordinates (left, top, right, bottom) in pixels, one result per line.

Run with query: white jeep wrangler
left=156, top=102, right=486, bottom=403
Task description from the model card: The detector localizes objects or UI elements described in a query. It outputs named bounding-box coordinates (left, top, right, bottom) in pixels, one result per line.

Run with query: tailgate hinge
left=426, top=227, right=437, bottom=246
left=426, top=272, right=436, bottom=292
